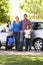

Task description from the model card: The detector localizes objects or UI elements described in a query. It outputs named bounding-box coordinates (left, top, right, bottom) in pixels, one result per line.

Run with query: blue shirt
left=12, top=21, right=22, bottom=32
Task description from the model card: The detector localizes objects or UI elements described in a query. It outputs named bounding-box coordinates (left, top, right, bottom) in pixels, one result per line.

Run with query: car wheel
left=34, top=39, right=43, bottom=51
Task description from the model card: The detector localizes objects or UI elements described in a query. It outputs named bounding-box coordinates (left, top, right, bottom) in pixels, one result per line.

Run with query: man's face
left=24, top=15, right=27, bottom=19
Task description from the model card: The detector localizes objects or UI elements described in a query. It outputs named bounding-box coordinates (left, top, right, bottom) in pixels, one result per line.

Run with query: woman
left=6, top=20, right=14, bottom=50
left=12, top=16, right=22, bottom=51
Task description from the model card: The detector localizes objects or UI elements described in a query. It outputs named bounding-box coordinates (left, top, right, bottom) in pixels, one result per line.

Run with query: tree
left=0, top=0, right=10, bottom=23
left=20, top=0, right=43, bottom=20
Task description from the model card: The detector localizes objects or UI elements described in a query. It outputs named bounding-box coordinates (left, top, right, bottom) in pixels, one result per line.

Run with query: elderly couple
left=7, top=14, right=32, bottom=51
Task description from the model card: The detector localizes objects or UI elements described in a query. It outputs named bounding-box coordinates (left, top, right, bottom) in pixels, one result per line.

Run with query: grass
left=0, top=55, right=43, bottom=65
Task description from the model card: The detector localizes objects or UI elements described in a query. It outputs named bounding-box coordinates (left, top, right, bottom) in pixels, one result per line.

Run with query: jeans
left=25, top=38, right=32, bottom=51
left=13, top=32, right=20, bottom=50
left=6, top=36, right=13, bottom=50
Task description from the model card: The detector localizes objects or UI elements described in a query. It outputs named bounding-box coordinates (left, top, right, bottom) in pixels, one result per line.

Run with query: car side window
left=39, top=23, right=43, bottom=29
left=32, top=22, right=39, bottom=30
left=32, top=22, right=43, bottom=30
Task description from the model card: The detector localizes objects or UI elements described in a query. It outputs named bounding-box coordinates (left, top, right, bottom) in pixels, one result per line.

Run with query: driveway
left=0, top=46, right=43, bottom=56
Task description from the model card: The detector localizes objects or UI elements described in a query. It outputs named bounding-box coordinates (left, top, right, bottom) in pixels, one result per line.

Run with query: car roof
left=31, top=20, right=43, bottom=23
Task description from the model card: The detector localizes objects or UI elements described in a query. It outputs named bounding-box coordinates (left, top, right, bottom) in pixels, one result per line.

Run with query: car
left=31, top=20, right=43, bottom=51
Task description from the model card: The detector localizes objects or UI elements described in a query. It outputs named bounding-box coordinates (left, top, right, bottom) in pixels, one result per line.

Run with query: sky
left=9, top=0, right=24, bottom=20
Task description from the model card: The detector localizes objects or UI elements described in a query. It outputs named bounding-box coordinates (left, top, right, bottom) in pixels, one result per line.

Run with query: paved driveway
left=0, top=46, right=43, bottom=56
left=0, top=50, right=43, bottom=56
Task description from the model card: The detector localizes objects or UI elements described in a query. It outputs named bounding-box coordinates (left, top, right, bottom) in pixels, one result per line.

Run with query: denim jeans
left=6, top=36, right=13, bottom=50
left=13, top=32, right=20, bottom=50
left=25, top=38, right=32, bottom=51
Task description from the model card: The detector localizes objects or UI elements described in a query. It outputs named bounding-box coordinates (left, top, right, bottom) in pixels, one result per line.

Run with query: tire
left=33, top=39, right=43, bottom=51
left=0, top=41, right=1, bottom=48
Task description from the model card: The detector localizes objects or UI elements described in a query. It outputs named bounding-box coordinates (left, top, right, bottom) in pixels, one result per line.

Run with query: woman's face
left=8, top=22, right=11, bottom=25
left=15, top=16, right=19, bottom=22
left=26, top=26, right=30, bottom=29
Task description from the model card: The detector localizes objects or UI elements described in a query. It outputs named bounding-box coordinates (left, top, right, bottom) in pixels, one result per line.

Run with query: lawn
left=0, top=55, right=43, bottom=65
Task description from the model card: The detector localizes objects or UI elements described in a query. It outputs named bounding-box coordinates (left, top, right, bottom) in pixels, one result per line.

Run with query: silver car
left=32, top=20, right=43, bottom=50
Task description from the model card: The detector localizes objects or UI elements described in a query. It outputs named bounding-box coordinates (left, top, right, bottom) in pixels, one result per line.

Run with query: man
left=22, top=14, right=32, bottom=51
left=22, top=14, right=32, bottom=31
